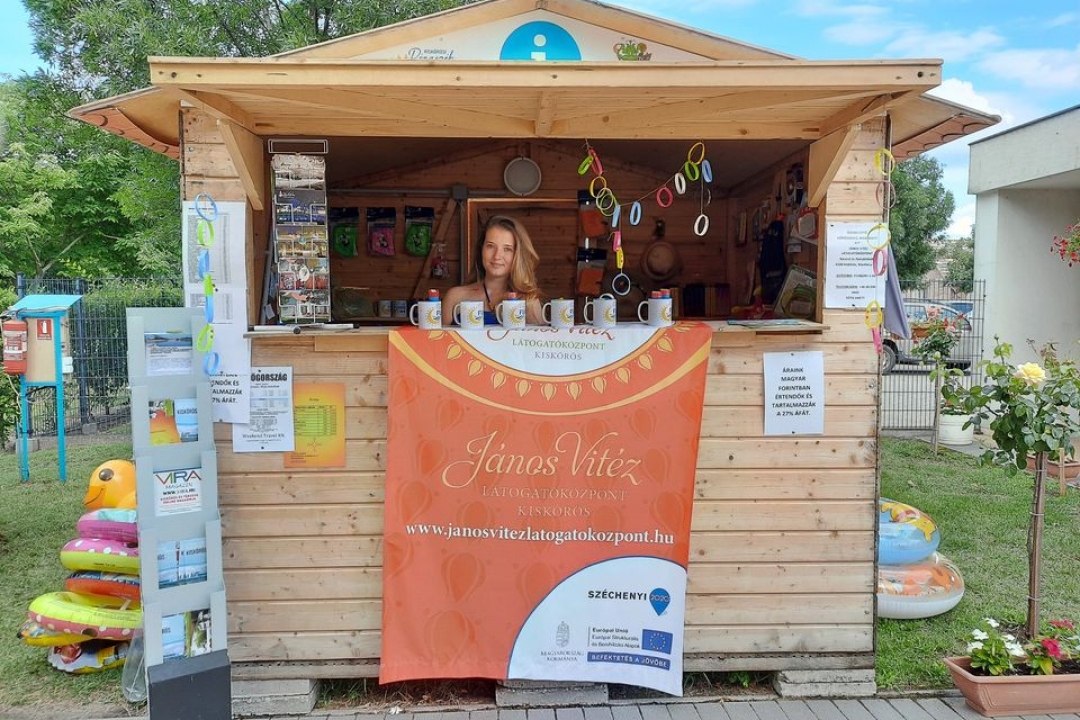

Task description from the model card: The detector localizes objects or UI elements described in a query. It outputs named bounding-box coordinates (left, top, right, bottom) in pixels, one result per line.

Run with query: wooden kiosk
left=71, top=0, right=996, bottom=709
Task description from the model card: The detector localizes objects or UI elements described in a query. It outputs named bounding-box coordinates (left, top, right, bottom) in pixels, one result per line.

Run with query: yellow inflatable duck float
left=83, top=460, right=137, bottom=510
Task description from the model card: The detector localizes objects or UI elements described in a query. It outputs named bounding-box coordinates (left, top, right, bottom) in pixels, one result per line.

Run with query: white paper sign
left=824, top=221, right=887, bottom=308
left=763, top=351, right=825, bottom=435
left=232, top=366, right=295, bottom=453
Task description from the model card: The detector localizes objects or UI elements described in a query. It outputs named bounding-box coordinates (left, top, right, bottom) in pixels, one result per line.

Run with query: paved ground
left=76, top=695, right=1080, bottom=720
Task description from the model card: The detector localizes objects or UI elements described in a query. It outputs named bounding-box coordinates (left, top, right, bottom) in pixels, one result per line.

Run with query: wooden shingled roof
left=69, top=0, right=996, bottom=177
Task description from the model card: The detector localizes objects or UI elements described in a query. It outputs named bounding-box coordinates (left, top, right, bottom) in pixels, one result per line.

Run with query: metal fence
left=14, top=275, right=183, bottom=438
left=879, top=279, right=986, bottom=431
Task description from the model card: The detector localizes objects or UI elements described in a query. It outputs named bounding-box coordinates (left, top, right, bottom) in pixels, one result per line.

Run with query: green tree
left=7, top=0, right=479, bottom=282
left=0, top=76, right=152, bottom=281
left=26, top=0, right=480, bottom=96
left=889, top=155, right=955, bottom=288
left=941, top=234, right=975, bottom=294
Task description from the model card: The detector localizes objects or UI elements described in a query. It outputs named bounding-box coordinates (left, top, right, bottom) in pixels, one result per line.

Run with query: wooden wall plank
left=690, top=500, right=874, bottom=532
left=223, top=505, right=383, bottom=537
left=696, top=438, right=876, bottom=468
left=230, top=600, right=381, bottom=634
left=219, top=472, right=384, bottom=505
left=687, top=562, right=874, bottom=593
left=693, top=469, right=876, bottom=500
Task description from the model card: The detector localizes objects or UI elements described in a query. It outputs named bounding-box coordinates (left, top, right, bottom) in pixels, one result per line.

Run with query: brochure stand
left=126, top=307, right=229, bottom=720
left=270, top=146, right=331, bottom=324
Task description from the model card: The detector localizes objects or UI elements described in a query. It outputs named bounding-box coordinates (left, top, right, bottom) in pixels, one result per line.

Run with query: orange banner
left=380, top=324, right=710, bottom=694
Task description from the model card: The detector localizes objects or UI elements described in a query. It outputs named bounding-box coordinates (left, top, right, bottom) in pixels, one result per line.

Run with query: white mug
left=638, top=297, right=674, bottom=327
left=409, top=300, right=442, bottom=330
left=584, top=293, right=617, bottom=329
left=453, top=300, right=485, bottom=330
left=495, top=298, right=527, bottom=329
left=543, top=298, right=575, bottom=329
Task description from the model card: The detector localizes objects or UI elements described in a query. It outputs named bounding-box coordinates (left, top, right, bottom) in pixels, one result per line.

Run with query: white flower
left=984, top=618, right=1000, bottom=628
left=967, top=641, right=985, bottom=653
left=1015, top=362, right=1047, bottom=386
left=1003, top=633, right=1017, bottom=642
left=971, top=629, right=989, bottom=640
left=1007, top=642, right=1026, bottom=658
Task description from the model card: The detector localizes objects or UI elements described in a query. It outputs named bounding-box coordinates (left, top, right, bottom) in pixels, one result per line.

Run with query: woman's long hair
left=474, top=215, right=541, bottom=300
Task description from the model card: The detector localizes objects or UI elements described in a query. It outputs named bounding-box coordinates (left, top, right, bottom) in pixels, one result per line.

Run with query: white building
left=969, top=105, right=1080, bottom=362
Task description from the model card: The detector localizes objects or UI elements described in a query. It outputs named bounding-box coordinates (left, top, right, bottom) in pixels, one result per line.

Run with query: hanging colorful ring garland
left=577, top=140, right=713, bottom=236
left=193, top=192, right=221, bottom=376
left=610, top=230, right=631, bottom=296
left=865, top=146, right=896, bottom=357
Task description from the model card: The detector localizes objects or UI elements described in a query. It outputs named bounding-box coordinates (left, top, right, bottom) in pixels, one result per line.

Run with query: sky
left=3, top=0, right=1079, bottom=238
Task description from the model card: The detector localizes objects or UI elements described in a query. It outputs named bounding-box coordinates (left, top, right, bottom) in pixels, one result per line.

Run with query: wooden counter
left=220, top=313, right=878, bottom=680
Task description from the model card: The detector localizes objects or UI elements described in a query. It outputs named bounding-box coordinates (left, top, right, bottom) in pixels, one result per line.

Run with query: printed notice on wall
left=763, top=351, right=824, bottom=435
left=232, top=366, right=295, bottom=453
left=824, top=221, right=887, bottom=308
left=284, top=382, right=345, bottom=468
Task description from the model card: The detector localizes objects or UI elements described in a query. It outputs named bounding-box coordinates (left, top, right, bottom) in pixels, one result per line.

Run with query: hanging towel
left=883, top=246, right=911, bottom=339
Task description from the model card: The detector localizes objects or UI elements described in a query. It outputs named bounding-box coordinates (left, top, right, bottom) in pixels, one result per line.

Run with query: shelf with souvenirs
left=271, top=152, right=331, bottom=325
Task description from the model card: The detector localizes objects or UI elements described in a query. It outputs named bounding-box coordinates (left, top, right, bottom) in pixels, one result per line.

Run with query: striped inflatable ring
left=17, top=619, right=88, bottom=648
left=28, top=591, right=142, bottom=641
left=76, top=508, right=138, bottom=543
left=60, top=537, right=140, bottom=575
left=66, top=570, right=140, bottom=601
left=877, top=551, right=965, bottom=620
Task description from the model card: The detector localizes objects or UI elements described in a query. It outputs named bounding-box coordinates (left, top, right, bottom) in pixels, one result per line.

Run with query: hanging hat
left=641, top=241, right=681, bottom=283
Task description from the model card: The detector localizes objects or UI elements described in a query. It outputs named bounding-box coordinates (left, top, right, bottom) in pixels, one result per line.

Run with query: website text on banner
left=380, top=323, right=712, bottom=696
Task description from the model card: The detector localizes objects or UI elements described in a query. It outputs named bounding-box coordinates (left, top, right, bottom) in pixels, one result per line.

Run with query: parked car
left=881, top=300, right=977, bottom=374
left=948, top=300, right=974, bottom=315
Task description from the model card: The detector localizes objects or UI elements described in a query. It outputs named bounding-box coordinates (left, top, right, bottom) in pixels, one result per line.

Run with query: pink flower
left=1049, top=619, right=1074, bottom=631
left=1040, top=638, right=1062, bottom=659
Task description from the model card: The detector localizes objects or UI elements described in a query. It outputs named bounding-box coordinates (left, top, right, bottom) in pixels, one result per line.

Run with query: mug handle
left=583, top=302, right=593, bottom=323
left=542, top=303, right=552, bottom=324
left=453, top=304, right=462, bottom=326
left=637, top=301, right=649, bottom=324
left=409, top=304, right=421, bottom=326
left=495, top=303, right=504, bottom=324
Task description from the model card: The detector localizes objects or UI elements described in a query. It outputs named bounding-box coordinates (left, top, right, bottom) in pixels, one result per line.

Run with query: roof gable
left=277, top=0, right=791, bottom=62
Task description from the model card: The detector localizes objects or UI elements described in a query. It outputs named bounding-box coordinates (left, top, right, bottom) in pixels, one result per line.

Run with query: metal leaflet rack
left=268, top=139, right=331, bottom=325
left=125, top=307, right=228, bottom=682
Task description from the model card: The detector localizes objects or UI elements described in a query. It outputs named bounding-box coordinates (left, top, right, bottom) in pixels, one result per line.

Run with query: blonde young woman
left=443, top=215, right=544, bottom=326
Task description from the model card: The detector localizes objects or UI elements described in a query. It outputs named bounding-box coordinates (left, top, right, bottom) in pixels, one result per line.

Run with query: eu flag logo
left=641, top=629, right=673, bottom=654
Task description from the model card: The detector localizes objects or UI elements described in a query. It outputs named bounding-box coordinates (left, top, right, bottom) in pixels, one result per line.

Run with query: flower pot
left=1025, top=455, right=1080, bottom=479
left=937, top=414, right=974, bottom=446
left=943, top=656, right=1080, bottom=717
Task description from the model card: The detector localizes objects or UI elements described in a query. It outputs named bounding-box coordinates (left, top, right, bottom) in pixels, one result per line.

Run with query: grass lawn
left=1, top=436, right=1077, bottom=709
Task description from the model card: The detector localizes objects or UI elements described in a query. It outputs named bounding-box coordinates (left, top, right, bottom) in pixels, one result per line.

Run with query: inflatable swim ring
left=66, top=570, right=140, bottom=601
left=48, top=639, right=128, bottom=674
left=17, top=619, right=89, bottom=647
left=879, top=498, right=940, bottom=565
left=28, top=591, right=142, bottom=641
left=60, top=537, right=139, bottom=575
left=877, top=551, right=965, bottom=620
left=77, top=508, right=138, bottom=543
left=84, top=459, right=137, bottom=510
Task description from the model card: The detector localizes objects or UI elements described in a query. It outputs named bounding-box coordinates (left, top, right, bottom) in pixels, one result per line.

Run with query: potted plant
left=910, top=308, right=964, bottom=453
left=944, top=617, right=1080, bottom=716
left=944, top=340, right=1080, bottom=715
left=936, top=366, right=974, bottom=446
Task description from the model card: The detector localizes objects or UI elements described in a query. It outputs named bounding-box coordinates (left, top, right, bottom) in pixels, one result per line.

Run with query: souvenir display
left=271, top=154, right=331, bottom=324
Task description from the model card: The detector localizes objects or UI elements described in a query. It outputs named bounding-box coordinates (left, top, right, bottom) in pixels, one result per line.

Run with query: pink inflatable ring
left=77, top=508, right=138, bottom=543
left=60, top=537, right=140, bottom=575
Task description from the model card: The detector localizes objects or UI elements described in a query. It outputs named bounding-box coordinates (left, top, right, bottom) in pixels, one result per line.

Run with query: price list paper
left=284, top=382, right=346, bottom=468
left=763, top=351, right=825, bottom=435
